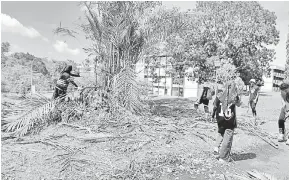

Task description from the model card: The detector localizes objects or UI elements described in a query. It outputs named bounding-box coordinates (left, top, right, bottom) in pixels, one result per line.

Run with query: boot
left=278, top=128, right=285, bottom=142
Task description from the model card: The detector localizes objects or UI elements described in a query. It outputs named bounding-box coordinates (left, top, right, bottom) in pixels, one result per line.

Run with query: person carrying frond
left=277, top=80, right=289, bottom=145
left=194, top=82, right=215, bottom=120
left=212, top=81, right=241, bottom=162
left=52, top=65, right=81, bottom=100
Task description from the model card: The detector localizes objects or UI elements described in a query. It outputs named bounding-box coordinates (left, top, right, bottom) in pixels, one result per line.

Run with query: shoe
left=286, top=139, right=289, bottom=145
left=278, top=133, right=285, bottom=142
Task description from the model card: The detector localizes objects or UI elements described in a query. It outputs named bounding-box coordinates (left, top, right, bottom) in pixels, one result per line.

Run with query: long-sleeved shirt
left=56, top=72, right=79, bottom=89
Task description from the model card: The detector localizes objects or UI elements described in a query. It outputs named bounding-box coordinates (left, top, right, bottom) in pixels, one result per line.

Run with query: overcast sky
left=1, top=1, right=289, bottom=66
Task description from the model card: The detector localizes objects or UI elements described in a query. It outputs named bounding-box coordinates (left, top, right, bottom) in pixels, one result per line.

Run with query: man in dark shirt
left=52, top=65, right=81, bottom=100
left=248, top=79, right=260, bottom=125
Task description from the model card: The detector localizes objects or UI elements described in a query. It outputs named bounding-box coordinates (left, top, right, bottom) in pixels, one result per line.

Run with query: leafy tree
left=183, top=1, right=279, bottom=84
left=1, top=42, right=10, bottom=64
left=1, top=42, right=10, bottom=54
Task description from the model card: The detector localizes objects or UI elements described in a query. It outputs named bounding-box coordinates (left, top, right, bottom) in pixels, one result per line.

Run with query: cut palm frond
left=229, top=170, right=278, bottom=180
left=2, top=93, right=59, bottom=137
left=2, top=91, right=82, bottom=137
left=247, top=170, right=278, bottom=180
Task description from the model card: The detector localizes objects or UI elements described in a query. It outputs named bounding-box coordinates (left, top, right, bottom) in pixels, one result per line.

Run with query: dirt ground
left=1, top=92, right=289, bottom=180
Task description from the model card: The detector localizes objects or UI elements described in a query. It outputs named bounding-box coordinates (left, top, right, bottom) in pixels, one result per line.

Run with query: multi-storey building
left=262, top=64, right=285, bottom=92
left=136, top=55, right=199, bottom=98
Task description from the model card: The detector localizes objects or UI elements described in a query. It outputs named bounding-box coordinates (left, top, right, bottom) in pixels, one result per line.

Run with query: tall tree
left=184, top=1, right=279, bottom=84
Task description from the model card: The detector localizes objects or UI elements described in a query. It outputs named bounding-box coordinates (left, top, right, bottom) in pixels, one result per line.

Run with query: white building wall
left=183, top=78, right=199, bottom=98
left=262, top=74, right=273, bottom=92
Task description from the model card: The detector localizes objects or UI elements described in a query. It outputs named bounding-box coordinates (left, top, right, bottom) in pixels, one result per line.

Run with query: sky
left=1, top=1, right=289, bottom=66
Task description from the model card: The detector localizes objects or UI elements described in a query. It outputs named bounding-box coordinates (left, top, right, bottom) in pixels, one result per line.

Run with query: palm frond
left=53, top=27, right=78, bottom=38
left=247, top=170, right=278, bottom=180
left=112, top=67, right=147, bottom=115
left=3, top=93, right=58, bottom=137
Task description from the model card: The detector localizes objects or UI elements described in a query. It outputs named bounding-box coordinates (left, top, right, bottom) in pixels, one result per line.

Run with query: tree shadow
left=231, top=152, right=257, bottom=161
left=259, top=93, right=272, bottom=97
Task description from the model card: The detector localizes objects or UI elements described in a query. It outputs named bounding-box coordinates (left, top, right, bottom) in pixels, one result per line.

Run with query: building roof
left=270, top=64, right=285, bottom=71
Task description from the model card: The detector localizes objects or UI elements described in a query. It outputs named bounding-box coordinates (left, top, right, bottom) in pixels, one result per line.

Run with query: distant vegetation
left=1, top=42, right=82, bottom=95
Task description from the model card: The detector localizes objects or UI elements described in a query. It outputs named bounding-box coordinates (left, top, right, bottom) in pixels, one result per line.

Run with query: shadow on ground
left=259, top=93, right=272, bottom=97
left=148, top=97, right=199, bottom=118
left=231, top=152, right=257, bottom=161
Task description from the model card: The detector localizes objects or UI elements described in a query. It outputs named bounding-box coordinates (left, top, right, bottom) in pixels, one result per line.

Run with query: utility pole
left=30, top=58, right=37, bottom=96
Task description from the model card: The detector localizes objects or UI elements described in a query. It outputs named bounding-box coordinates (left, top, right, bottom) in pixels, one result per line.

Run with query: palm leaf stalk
left=230, top=170, right=278, bottom=180
left=2, top=87, right=101, bottom=137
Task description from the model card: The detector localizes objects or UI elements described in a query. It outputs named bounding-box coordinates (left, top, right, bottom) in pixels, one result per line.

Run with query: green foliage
left=1, top=42, right=10, bottom=64
left=161, top=2, right=279, bottom=84
left=193, top=1, right=279, bottom=84
left=1, top=42, right=10, bottom=57
left=2, top=64, right=31, bottom=94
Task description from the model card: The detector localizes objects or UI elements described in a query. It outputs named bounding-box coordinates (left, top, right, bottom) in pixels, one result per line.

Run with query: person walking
left=212, top=81, right=241, bottom=162
left=248, top=79, right=260, bottom=125
left=194, top=82, right=214, bottom=120
left=277, top=80, right=289, bottom=145
left=52, top=65, right=81, bottom=100
left=212, top=88, right=224, bottom=122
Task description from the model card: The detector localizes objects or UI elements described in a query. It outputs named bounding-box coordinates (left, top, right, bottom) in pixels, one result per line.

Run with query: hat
left=249, top=79, right=256, bottom=83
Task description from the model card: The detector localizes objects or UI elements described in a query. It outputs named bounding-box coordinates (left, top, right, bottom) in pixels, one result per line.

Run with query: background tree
left=1, top=42, right=10, bottom=55
left=186, top=1, right=279, bottom=84
left=1, top=42, right=10, bottom=64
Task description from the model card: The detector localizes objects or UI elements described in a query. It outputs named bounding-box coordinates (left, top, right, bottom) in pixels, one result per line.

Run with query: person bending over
left=52, top=65, right=81, bottom=100
left=194, top=83, right=214, bottom=120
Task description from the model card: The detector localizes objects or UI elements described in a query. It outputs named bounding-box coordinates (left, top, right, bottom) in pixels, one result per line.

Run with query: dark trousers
left=278, top=105, right=289, bottom=134
left=216, top=129, right=234, bottom=161
left=194, top=98, right=209, bottom=113
left=52, top=87, right=67, bottom=100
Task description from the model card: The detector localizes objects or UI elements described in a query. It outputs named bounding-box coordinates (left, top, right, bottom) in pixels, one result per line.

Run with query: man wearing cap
left=248, top=79, right=260, bottom=125
left=278, top=80, right=289, bottom=145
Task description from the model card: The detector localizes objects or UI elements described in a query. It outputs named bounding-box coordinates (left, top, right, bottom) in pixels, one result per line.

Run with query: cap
left=249, top=79, right=256, bottom=83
